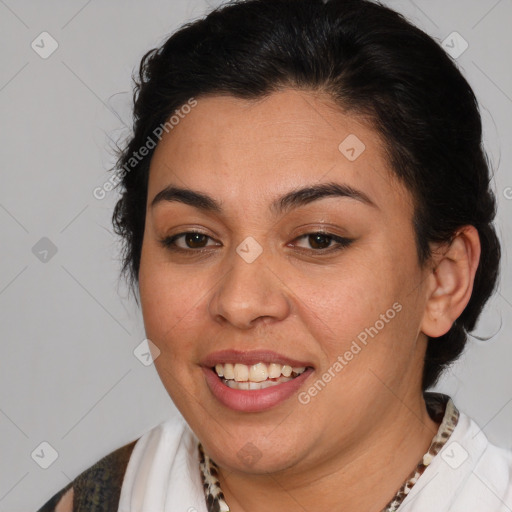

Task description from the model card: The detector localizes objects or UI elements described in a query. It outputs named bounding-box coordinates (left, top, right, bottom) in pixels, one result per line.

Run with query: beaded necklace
left=198, top=394, right=459, bottom=512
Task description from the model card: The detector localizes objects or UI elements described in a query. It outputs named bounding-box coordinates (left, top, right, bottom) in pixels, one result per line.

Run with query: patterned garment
left=199, top=444, right=230, bottom=512
left=198, top=393, right=459, bottom=512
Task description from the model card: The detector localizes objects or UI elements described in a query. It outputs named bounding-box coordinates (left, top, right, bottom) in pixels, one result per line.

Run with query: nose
left=208, top=248, right=291, bottom=329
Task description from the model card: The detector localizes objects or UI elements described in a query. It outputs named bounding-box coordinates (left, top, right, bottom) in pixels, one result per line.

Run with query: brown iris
left=308, top=233, right=332, bottom=249
left=185, top=233, right=209, bottom=248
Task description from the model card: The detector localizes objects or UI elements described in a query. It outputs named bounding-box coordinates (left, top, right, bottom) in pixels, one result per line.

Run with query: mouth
left=213, top=362, right=307, bottom=390
left=201, top=350, right=314, bottom=412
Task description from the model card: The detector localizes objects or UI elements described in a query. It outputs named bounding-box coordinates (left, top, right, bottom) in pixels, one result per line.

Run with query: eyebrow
left=273, top=182, right=378, bottom=213
left=151, top=186, right=222, bottom=212
left=150, top=182, right=377, bottom=213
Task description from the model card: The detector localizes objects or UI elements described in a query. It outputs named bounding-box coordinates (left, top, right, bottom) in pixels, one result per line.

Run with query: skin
left=137, top=89, right=480, bottom=511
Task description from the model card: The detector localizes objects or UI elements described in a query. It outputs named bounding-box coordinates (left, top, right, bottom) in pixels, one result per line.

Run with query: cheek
left=139, top=257, right=211, bottom=408
left=139, top=247, right=208, bottom=356
left=289, top=259, right=396, bottom=335
left=286, top=252, right=419, bottom=374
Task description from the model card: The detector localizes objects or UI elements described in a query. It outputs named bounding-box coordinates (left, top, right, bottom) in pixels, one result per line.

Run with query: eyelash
left=159, top=231, right=354, bottom=254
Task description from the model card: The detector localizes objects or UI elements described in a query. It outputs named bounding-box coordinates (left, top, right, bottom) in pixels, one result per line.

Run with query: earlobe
left=421, top=226, right=481, bottom=338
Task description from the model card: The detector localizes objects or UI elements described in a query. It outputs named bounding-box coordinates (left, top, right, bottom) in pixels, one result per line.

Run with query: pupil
left=310, top=233, right=331, bottom=249
left=186, top=233, right=207, bottom=248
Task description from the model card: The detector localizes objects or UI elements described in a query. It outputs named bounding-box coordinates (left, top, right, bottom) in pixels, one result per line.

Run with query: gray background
left=0, top=0, right=511, bottom=510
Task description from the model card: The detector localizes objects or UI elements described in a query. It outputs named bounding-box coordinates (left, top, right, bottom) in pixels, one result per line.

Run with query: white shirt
left=117, top=406, right=512, bottom=512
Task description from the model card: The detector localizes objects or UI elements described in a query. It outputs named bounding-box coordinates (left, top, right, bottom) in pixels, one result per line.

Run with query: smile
left=201, top=350, right=313, bottom=412
left=214, top=362, right=307, bottom=390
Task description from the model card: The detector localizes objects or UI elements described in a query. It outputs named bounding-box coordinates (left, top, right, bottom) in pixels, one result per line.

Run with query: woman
left=37, top=0, right=512, bottom=510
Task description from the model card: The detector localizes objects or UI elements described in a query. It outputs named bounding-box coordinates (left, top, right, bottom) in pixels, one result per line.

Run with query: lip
left=200, top=349, right=313, bottom=368
left=202, top=363, right=314, bottom=413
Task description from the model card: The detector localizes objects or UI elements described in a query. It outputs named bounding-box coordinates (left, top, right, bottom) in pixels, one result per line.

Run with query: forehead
left=147, top=89, right=413, bottom=217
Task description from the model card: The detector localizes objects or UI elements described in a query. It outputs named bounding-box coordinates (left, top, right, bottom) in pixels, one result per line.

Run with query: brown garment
left=36, top=440, right=137, bottom=512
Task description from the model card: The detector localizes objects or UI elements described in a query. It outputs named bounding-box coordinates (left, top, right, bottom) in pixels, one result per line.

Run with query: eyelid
left=159, top=230, right=221, bottom=250
left=289, top=232, right=354, bottom=252
left=159, top=229, right=354, bottom=254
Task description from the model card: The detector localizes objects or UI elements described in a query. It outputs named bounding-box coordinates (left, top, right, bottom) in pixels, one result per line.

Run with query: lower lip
left=202, top=367, right=313, bottom=412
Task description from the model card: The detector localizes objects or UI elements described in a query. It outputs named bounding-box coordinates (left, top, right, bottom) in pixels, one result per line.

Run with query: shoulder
left=431, top=408, right=511, bottom=510
left=36, top=438, right=139, bottom=512
left=450, top=408, right=512, bottom=507
left=399, top=401, right=512, bottom=511
left=467, top=433, right=512, bottom=506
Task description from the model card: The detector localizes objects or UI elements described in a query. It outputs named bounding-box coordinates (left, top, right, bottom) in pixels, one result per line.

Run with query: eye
left=160, top=231, right=221, bottom=250
left=291, top=232, right=353, bottom=252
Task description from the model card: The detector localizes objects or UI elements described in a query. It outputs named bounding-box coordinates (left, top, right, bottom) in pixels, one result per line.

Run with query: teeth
left=226, top=375, right=295, bottom=390
left=224, top=363, right=234, bottom=380
left=233, top=363, right=249, bottom=382
left=249, top=363, right=268, bottom=382
left=268, top=363, right=282, bottom=379
left=281, top=365, right=292, bottom=377
left=214, top=362, right=307, bottom=385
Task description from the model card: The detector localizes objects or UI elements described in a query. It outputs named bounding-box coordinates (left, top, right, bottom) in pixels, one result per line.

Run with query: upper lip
left=201, top=350, right=313, bottom=368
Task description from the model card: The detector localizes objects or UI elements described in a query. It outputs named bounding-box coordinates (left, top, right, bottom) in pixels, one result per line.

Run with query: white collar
left=117, top=414, right=207, bottom=512
left=397, top=407, right=512, bottom=511
left=118, top=404, right=512, bottom=512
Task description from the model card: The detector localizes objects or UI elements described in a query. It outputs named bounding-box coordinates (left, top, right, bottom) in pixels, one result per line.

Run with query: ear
left=421, top=225, right=481, bottom=338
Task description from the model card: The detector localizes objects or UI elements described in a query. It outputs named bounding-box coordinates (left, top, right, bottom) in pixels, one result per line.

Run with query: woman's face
left=139, top=89, right=434, bottom=474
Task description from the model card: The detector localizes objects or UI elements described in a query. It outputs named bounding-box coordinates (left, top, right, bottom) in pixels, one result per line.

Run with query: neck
left=217, top=394, right=440, bottom=512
